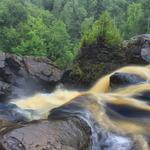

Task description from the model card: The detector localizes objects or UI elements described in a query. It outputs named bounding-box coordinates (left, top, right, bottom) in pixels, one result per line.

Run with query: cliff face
left=0, top=53, right=63, bottom=101
left=62, top=34, right=150, bottom=87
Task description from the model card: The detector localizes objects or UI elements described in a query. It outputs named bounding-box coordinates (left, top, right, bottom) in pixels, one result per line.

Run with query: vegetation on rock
left=81, top=11, right=123, bottom=47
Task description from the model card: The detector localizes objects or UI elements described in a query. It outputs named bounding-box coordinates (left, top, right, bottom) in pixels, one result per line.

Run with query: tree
left=60, top=0, right=87, bottom=39
left=12, top=16, right=48, bottom=56
left=0, top=0, right=28, bottom=27
left=47, top=20, right=74, bottom=68
left=81, top=17, right=94, bottom=35
left=0, top=0, right=149, bottom=68
left=125, top=3, right=144, bottom=38
left=81, top=11, right=123, bottom=47
left=142, top=0, right=150, bottom=33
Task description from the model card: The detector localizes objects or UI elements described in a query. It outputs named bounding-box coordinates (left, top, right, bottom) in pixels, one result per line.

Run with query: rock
left=0, top=103, right=31, bottom=123
left=0, top=118, right=91, bottom=150
left=0, top=53, right=63, bottom=101
left=23, top=56, right=62, bottom=82
left=61, top=40, right=125, bottom=87
left=62, top=34, right=150, bottom=87
left=0, top=81, right=11, bottom=102
left=124, top=34, right=150, bottom=64
left=109, top=72, right=146, bottom=89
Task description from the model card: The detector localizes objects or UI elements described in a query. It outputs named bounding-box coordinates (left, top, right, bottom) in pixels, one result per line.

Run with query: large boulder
left=62, top=34, right=150, bottom=87
left=124, top=34, right=150, bottom=64
left=0, top=118, right=91, bottom=150
left=0, top=53, right=63, bottom=101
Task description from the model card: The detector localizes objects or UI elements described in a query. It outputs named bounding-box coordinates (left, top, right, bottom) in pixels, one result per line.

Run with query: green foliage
left=81, top=11, right=123, bottom=47
left=81, top=17, right=94, bottom=35
left=141, top=0, right=150, bottom=33
left=0, top=27, right=20, bottom=52
left=0, top=0, right=76, bottom=68
left=125, top=3, right=144, bottom=38
left=47, top=20, right=74, bottom=68
left=12, top=16, right=48, bottom=56
left=0, top=0, right=149, bottom=68
left=0, top=0, right=27, bottom=27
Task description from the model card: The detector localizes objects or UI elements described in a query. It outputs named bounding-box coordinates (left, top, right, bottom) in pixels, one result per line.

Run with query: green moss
left=71, top=64, right=83, bottom=77
left=71, top=62, right=105, bottom=84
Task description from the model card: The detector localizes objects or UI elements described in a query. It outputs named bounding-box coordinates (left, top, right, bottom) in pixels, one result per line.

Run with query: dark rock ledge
left=0, top=53, right=63, bottom=101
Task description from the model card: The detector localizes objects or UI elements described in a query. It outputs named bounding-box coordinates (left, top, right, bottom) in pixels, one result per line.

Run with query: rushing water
left=0, top=88, right=135, bottom=149
left=1, top=65, right=150, bottom=149
left=48, top=92, right=135, bottom=150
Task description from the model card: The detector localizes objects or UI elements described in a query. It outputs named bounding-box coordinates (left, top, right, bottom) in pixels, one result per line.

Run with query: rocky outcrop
left=62, top=41, right=125, bottom=87
left=0, top=118, right=91, bottom=150
left=124, top=34, right=150, bottom=64
left=0, top=53, right=63, bottom=101
left=62, top=34, right=150, bottom=87
left=61, top=45, right=125, bottom=88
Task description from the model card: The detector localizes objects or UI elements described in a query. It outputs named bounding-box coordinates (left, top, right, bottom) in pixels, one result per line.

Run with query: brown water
left=9, top=65, right=150, bottom=149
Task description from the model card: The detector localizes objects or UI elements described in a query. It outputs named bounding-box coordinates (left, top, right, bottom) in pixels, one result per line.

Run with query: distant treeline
left=0, top=0, right=149, bottom=68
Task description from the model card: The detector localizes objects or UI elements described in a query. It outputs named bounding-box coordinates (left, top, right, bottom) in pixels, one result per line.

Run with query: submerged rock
left=0, top=53, right=63, bottom=101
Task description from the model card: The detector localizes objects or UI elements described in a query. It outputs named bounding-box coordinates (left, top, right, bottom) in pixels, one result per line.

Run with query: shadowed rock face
left=0, top=103, right=37, bottom=123
left=0, top=103, right=27, bottom=123
left=124, top=34, right=150, bottom=64
left=0, top=81, right=11, bottom=102
left=61, top=43, right=125, bottom=87
left=0, top=53, right=63, bottom=101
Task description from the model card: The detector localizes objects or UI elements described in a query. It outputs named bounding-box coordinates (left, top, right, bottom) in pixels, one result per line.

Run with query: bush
left=81, top=11, right=123, bottom=47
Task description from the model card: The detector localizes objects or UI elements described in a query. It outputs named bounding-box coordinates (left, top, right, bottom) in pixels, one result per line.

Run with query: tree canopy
left=0, top=0, right=149, bottom=68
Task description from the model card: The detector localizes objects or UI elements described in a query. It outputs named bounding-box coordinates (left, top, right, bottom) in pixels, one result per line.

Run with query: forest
left=0, top=0, right=149, bottom=68
left=0, top=1, right=150, bottom=149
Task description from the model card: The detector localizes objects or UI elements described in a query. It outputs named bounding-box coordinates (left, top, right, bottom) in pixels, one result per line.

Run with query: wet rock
left=109, top=72, right=146, bottom=89
left=0, top=103, right=30, bottom=123
left=0, top=118, right=91, bottom=150
left=0, top=53, right=63, bottom=101
left=0, top=81, right=11, bottom=102
left=0, top=120, right=21, bottom=135
left=124, top=34, right=150, bottom=64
